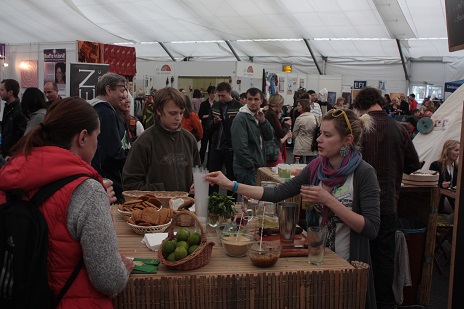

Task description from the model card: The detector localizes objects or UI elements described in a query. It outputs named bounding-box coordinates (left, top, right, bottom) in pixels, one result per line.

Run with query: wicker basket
left=127, top=220, right=171, bottom=235
left=117, top=207, right=132, bottom=219
left=153, top=191, right=189, bottom=207
left=169, top=197, right=195, bottom=227
left=122, top=190, right=156, bottom=202
left=158, top=211, right=215, bottom=270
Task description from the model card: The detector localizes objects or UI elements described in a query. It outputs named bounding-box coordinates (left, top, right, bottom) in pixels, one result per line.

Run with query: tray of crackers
left=125, top=202, right=174, bottom=235
left=117, top=194, right=163, bottom=218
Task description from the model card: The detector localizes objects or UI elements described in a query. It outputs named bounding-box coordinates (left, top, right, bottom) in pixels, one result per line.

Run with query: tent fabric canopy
left=413, top=83, right=464, bottom=169
left=1, top=0, right=464, bottom=64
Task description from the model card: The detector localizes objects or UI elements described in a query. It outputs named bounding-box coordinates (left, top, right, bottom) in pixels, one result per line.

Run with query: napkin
left=131, top=258, right=160, bottom=274
left=142, top=233, right=169, bottom=251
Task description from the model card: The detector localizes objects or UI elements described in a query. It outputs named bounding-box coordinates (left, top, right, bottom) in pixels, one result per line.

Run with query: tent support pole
left=226, top=41, right=241, bottom=61
left=396, top=39, right=409, bottom=81
left=158, top=42, right=176, bottom=61
left=304, top=39, right=323, bottom=75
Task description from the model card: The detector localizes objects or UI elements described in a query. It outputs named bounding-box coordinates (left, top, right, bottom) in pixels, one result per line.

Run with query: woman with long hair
left=181, top=94, right=203, bottom=141
left=0, top=97, right=134, bottom=308
left=264, top=93, right=291, bottom=166
left=430, top=140, right=459, bottom=215
left=206, top=109, right=380, bottom=309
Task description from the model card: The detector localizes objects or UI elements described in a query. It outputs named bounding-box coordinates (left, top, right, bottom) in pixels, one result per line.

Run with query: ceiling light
left=236, top=39, right=303, bottom=42
left=169, top=40, right=225, bottom=44
left=313, top=38, right=390, bottom=41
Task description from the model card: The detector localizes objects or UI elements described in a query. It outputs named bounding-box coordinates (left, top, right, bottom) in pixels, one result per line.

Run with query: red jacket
left=0, top=146, right=112, bottom=308
left=181, top=112, right=204, bottom=141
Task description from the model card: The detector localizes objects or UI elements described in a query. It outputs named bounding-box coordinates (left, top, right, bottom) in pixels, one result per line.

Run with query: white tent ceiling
left=1, top=0, right=463, bottom=64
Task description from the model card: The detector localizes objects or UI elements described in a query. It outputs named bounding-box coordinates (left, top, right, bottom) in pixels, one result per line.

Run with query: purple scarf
left=307, top=150, right=362, bottom=225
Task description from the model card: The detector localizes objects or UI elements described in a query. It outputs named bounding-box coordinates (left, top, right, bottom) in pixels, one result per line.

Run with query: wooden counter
left=112, top=206, right=370, bottom=309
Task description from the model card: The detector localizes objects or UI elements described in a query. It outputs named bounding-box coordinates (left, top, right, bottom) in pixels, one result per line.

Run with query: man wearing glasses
left=89, top=72, right=129, bottom=203
left=354, top=87, right=420, bottom=309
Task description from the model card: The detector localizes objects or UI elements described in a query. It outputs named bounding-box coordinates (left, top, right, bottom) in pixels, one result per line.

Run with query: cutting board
left=255, top=233, right=308, bottom=257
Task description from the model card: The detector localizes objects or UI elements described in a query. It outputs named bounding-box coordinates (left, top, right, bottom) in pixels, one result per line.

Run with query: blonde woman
left=206, top=109, right=380, bottom=309
left=264, top=93, right=291, bottom=166
left=429, top=140, right=459, bottom=215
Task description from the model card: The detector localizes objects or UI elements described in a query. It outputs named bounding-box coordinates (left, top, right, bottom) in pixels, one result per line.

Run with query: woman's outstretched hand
left=205, top=171, right=233, bottom=190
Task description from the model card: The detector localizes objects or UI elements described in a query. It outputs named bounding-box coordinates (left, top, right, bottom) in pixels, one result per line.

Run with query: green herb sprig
left=207, top=192, right=235, bottom=218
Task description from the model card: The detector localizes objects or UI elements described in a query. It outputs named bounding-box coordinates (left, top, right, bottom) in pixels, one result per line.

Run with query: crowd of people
left=0, top=74, right=456, bottom=308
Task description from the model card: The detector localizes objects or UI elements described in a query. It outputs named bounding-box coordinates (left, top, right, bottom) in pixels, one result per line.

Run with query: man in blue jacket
left=89, top=73, right=128, bottom=203
left=231, top=88, right=274, bottom=185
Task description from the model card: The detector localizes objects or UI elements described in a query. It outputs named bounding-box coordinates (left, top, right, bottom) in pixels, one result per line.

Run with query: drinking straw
left=235, top=208, right=244, bottom=242
left=259, top=202, right=267, bottom=250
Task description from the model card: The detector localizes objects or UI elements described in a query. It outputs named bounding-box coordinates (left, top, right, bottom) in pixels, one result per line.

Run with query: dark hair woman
left=181, top=95, right=203, bottom=141
left=191, top=89, right=203, bottom=114
left=21, top=87, right=47, bottom=135
left=0, top=97, right=134, bottom=308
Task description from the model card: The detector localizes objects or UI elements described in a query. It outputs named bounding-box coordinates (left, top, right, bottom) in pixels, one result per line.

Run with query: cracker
left=124, top=199, right=144, bottom=205
left=158, top=208, right=170, bottom=224
left=141, top=207, right=159, bottom=225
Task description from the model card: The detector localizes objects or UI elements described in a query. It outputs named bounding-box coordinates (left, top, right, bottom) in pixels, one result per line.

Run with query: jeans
left=370, top=213, right=397, bottom=309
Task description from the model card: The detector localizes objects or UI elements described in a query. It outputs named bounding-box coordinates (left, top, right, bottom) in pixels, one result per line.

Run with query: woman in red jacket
left=0, top=98, right=134, bottom=308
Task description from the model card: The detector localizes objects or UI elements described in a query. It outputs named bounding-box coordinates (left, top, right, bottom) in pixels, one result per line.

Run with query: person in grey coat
left=206, top=108, right=380, bottom=309
left=231, top=88, right=274, bottom=186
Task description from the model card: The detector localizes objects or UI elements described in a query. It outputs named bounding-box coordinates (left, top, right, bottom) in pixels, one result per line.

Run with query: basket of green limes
left=158, top=211, right=215, bottom=270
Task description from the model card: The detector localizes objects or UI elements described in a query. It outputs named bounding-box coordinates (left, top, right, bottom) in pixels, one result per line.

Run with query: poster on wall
left=44, top=49, right=66, bottom=96
left=20, top=60, right=38, bottom=88
left=287, top=77, right=297, bottom=95
left=299, top=79, right=305, bottom=89
left=278, top=77, right=285, bottom=93
left=70, top=63, right=109, bottom=100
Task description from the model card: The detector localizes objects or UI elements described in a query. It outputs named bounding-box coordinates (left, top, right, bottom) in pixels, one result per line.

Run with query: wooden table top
left=112, top=206, right=354, bottom=278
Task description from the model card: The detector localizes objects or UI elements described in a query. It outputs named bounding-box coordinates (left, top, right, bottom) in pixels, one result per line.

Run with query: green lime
left=176, top=228, right=190, bottom=242
left=162, top=240, right=176, bottom=255
left=176, top=241, right=189, bottom=251
left=188, top=245, right=199, bottom=255
left=171, top=239, right=177, bottom=245
left=167, top=252, right=176, bottom=262
left=188, top=232, right=201, bottom=246
left=174, top=246, right=188, bottom=260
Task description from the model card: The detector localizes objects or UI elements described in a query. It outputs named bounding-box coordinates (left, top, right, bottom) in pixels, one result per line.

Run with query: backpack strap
left=30, top=174, right=93, bottom=306
left=31, top=174, right=91, bottom=206
left=55, top=258, right=84, bottom=304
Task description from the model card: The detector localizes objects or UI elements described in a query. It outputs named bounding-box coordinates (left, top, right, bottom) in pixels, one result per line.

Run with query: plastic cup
left=301, top=184, right=315, bottom=211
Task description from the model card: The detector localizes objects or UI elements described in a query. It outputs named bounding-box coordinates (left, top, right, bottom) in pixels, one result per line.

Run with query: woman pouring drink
left=206, top=109, right=380, bottom=309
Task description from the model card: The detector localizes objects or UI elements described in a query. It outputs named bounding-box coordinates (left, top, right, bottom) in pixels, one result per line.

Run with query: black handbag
left=265, top=137, right=280, bottom=162
left=311, top=117, right=321, bottom=152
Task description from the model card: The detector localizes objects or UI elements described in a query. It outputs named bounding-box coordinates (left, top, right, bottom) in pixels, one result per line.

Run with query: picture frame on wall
left=327, top=92, right=336, bottom=106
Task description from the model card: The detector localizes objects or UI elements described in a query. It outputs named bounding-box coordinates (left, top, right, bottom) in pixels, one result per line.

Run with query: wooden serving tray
left=254, top=233, right=308, bottom=257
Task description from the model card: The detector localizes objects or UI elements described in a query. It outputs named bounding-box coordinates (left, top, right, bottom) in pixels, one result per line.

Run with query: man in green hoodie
left=231, top=88, right=274, bottom=185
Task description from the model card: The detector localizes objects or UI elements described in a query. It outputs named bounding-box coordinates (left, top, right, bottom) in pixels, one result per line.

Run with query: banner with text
left=44, top=49, right=66, bottom=96
left=70, top=63, right=109, bottom=100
